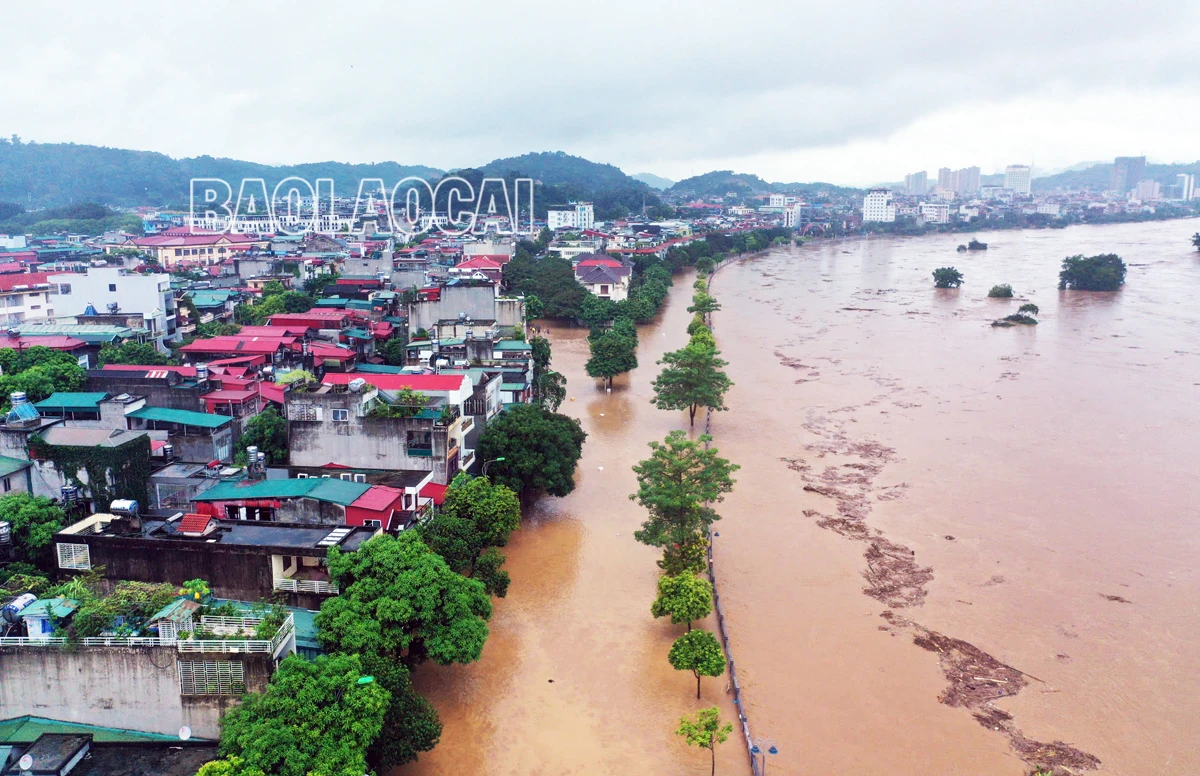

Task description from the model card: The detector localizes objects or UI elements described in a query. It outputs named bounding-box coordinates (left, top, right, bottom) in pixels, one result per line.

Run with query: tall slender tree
left=651, top=340, right=733, bottom=427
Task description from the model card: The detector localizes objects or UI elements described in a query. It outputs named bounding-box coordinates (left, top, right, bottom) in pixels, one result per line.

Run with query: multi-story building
left=1134, top=180, right=1162, bottom=201
left=49, top=267, right=178, bottom=349
left=1111, top=156, right=1146, bottom=194
left=546, top=202, right=595, bottom=231
left=862, top=189, right=896, bottom=223
left=126, top=232, right=268, bottom=267
left=904, top=171, right=928, bottom=195
left=1004, top=165, right=1032, bottom=196
left=935, top=166, right=981, bottom=195
left=0, top=272, right=55, bottom=326
left=573, top=255, right=632, bottom=301
left=918, top=202, right=952, bottom=224
left=1173, top=173, right=1195, bottom=201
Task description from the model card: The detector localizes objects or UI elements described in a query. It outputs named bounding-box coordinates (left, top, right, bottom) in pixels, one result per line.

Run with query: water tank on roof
left=0, top=520, right=10, bottom=546
left=2, top=593, right=37, bottom=623
left=61, top=486, right=78, bottom=503
left=195, top=363, right=209, bottom=381
left=348, top=378, right=367, bottom=393
left=110, top=499, right=140, bottom=516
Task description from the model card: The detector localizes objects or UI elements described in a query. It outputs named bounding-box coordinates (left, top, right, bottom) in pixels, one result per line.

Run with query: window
left=297, top=473, right=309, bottom=478
left=331, top=408, right=350, bottom=422
left=353, top=474, right=366, bottom=483
left=2, top=477, right=10, bottom=492
left=179, top=660, right=245, bottom=695
left=340, top=473, right=352, bottom=481
left=108, top=283, right=117, bottom=292
left=58, top=283, right=72, bottom=295
left=363, top=519, right=382, bottom=529
left=57, top=542, right=91, bottom=570
left=174, top=249, right=182, bottom=256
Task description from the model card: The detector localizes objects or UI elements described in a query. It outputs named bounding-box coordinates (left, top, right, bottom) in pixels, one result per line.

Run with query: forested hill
left=668, top=170, right=861, bottom=200
left=1033, top=160, right=1200, bottom=192
left=0, top=139, right=442, bottom=208
left=475, top=151, right=663, bottom=220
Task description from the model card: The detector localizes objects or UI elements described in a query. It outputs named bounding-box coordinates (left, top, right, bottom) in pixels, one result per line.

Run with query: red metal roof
left=350, top=485, right=405, bottom=511
left=102, top=364, right=198, bottom=377
left=0, top=272, right=54, bottom=292
left=201, top=389, right=259, bottom=402
left=454, top=257, right=503, bottom=270
left=258, top=382, right=285, bottom=405
left=0, top=335, right=86, bottom=351
left=322, top=372, right=469, bottom=392
left=179, top=336, right=297, bottom=355
left=310, top=344, right=356, bottom=361
left=235, top=325, right=311, bottom=338
left=419, top=482, right=448, bottom=505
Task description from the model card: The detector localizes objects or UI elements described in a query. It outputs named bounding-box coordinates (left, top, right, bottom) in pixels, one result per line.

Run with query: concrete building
left=1111, top=156, right=1147, bottom=194
left=405, top=283, right=524, bottom=340
left=904, top=171, right=928, bottom=195
left=0, top=272, right=55, bottom=327
left=1004, top=165, right=1032, bottom=196
left=1134, top=180, right=1162, bottom=201
left=49, top=268, right=177, bottom=350
left=862, top=189, right=896, bottom=223
left=287, top=373, right=476, bottom=484
left=1173, top=173, right=1195, bottom=201
left=573, top=255, right=632, bottom=301
left=918, top=202, right=952, bottom=224
left=546, top=202, right=595, bottom=231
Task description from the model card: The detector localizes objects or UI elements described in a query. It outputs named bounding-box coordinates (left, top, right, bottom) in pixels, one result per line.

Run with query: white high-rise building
left=862, top=189, right=896, bottom=223
left=1004, top=165, right=1032, bottom=196
left=904, top=171, right=928, bottom=196
left=1175, top=174, right=1195, bottom=201
left=546, top=202, right=595, bottom=231
left=1134, top=180, right=1161, bottom=201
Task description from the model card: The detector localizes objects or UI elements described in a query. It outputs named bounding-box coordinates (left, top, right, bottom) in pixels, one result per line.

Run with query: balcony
left=274, top=577, right=339, bottom=595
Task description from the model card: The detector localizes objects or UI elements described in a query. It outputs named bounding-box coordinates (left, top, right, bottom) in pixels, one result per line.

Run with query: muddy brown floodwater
left=404, top=219, right=1200, bottom=776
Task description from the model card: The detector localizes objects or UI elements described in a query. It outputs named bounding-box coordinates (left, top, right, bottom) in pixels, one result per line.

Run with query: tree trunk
left=687, top=620, right=692, bottom=632
left=710, top=746, right=716, bottom=776
left=689, top=405, right=697, bottom=428
left=696, top=672, right=701, bottom=699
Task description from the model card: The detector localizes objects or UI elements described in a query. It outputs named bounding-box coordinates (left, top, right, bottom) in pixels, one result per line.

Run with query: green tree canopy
left=96, top=341, right=172, bottom=367
left=580, top=294, right=618, bottom=328
left=650, top=339, right=733, bottom=427
left=987, top=284, right=1013, bottom=298
left=1058, top=253, right=1127, bottom=291
left=207, top=653, right=388, bottom=776
left=524, top=294, right=544, bottom=320
left=676, top=707, right=734, bottom=776
left=235, top=407, right=289, bottom=465
left=932, top=267, right=964, bottom=288
left=631, top=431, right=738, bottom=553
left=0, top=346, right=86, bottom=410
left=379, top=338, right=408, bottom=367
left=477, top=403, right=587, bottom=502
left=502, top=255, right=588, bottom=319
left=586, top=323, right=638, bottom=389
left=316, top=532, right=492, bottom=666
left=668, top=629, right=726, bottom=699
left=359, top=654, right=442, bottom=771
left=651, top=572, right=713, bottom=631
left=0, top=493, right=66, bottom=569
left=687, top=292, right=721, bottom=315
left=420, top=473, right=522, bottom=597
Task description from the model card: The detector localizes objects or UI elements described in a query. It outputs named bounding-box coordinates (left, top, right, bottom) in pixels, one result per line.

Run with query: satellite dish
left=19, top=753, right=33, bottom=770
left=179, top=725, right=192, bottom=741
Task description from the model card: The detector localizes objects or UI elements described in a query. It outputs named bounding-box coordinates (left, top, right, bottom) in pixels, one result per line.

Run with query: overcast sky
left=2, top=0, right=1198, bottom=186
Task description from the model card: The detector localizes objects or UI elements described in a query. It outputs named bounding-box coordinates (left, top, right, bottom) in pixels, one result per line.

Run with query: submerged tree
left=676, top=707, right=734, bottom=776
left=1058, top=253, right=1126, bottom=291
left=651, top=572, right=713, bottom=631
left=651, top=340, right=733, bottom=427
left=668, top=629, right=726, bottom=699
left=932, top=267, right=964, bottom=288
left=631, top=431, right=738, bottom=555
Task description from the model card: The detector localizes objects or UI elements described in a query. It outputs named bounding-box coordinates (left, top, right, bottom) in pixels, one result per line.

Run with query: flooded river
left=407, top=219, right=1200, bottom=776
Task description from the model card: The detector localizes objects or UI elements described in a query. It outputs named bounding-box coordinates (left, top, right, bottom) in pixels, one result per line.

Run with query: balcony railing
left=407, top=447, right=434, bottom=457
left=9, top=614, right=295, bottom=658
left=273, top=577, right=339, bottom=594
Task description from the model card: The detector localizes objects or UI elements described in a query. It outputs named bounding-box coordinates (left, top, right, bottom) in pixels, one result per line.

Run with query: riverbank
left=704, top=219, right=1200, bottom=775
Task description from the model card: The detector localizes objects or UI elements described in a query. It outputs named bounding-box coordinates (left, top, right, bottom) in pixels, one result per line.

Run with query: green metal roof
left=500, top=383, right=527, bottom=391
left=343, top=328, right=372, bottom=339
left=20, top=597, right=80, bottom=619
left=0, top=716, right=195, bottom=744
left=128, top=406, right=232, bottom=429
left=35, top=392, right=108, bottom=411
left=193, top=477, right=369, bottom=506
left=355, top=363, right=406, bottom=374
left=0, top=455, right=31, bottom=478
left=314, top=298, right=349, bottom=308
left=346, top=300, right=374, bottom=311
left=493, top=340, right=532, bottom=351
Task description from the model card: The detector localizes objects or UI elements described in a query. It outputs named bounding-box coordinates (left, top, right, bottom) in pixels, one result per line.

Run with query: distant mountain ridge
left=0, top=140, right=443, bottom=208
left=1033, top=160, right=1200, bottom=192
left=630, top=172, right=674, bottom=190
left=669, top=169, right=861, bottom=199
left=478, top=151, right=643, bottom=191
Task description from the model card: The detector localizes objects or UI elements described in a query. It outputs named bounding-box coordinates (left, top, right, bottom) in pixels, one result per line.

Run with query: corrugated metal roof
left=493, top=340, right=533, bottom=351
left=0, top=715, right=191, bottom=743
left=128, top=406, right=231, bottom=429
left=193, top=477, right=369, bottom=506
left=0, top=455, right=31, bottom=478
left=34, top=392, right=108, bottom=410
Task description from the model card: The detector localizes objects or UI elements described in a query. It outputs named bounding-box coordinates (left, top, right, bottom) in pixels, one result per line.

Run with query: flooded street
left=407, top=269, right=746, bottom=776
left=407, top=219, right=1200, bottom=776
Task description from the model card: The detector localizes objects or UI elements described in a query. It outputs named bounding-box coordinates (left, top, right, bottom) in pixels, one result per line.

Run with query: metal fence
left=704, top=256, right=764, bottom=776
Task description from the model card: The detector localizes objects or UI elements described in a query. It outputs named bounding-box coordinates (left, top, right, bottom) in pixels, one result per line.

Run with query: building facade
left=1004, top=165, right=1032, bottom=196
left=862, top=189, right=896, bottom=223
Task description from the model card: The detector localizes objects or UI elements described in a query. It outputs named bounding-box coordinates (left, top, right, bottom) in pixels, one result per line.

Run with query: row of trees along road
left=632, top=261, right=743, bottom=773
left=201, top=336, right=587, bottom=775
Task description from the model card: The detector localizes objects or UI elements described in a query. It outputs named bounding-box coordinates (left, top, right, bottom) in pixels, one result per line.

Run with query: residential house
left=0, top=272, right=55, bottom=326
left=573, top=255, right=631, bottom=301
left=48, top=268, right=177, bottom=350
